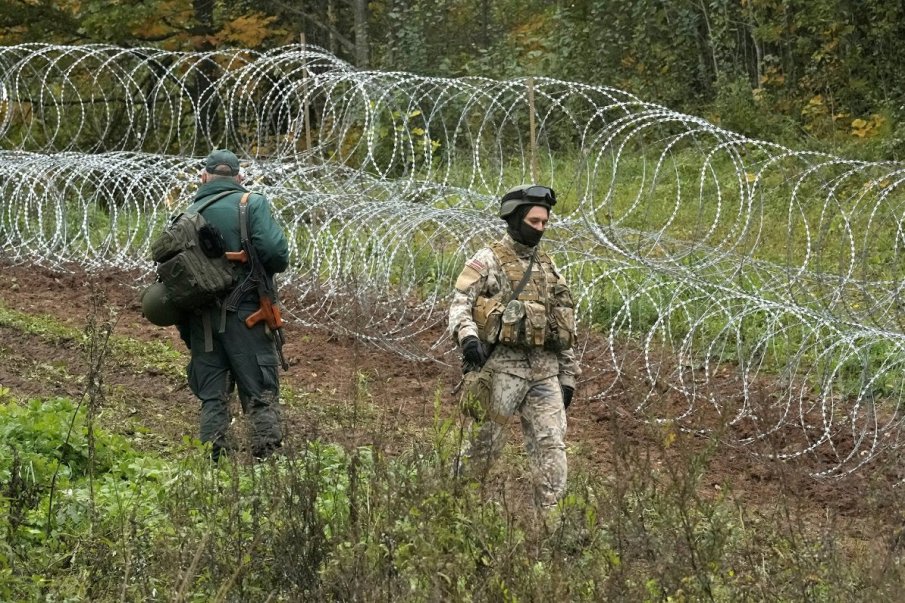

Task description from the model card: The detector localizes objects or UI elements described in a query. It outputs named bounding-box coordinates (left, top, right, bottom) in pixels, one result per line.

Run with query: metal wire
left=2, top=43, right=905, bottom=477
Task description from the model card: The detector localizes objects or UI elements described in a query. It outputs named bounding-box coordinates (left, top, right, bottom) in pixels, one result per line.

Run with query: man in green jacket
left=183, top=149, right=290, bottom=461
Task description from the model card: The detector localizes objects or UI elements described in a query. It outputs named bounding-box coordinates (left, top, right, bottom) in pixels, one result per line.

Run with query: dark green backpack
left=150, top=191, right=238, bottom=310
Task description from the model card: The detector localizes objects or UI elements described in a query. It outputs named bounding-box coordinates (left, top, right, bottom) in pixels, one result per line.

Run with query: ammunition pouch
left=523, top=301, right=547, bottom=347
left=473, top=296, right=504, bottom=344
left=498, top=299, right=523, bottom=345
left=497, top=299, right=549, bottom=349
left=545, top=306, right=575, bottom=352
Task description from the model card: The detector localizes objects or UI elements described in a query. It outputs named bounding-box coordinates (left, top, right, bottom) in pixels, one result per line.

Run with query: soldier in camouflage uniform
left=181, top=149, right=290, bottom=461
left=448, top=184, right=580, bottom=507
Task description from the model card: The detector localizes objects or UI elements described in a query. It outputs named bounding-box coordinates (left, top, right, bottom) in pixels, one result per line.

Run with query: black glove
left=561, top=385, right=575, bottom=410
left=461, top=336, right=487, bottom=369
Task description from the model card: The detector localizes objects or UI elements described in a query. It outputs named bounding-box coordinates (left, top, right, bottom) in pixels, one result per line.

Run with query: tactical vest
left=472, top=242, right=575, bottom=351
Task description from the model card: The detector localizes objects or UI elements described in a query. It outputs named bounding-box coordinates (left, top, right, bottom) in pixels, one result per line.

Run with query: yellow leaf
left=663, top=429, right=676, bottom=448
left=218, top=13, right=277, bottom=48
left=133, top=22, right=173, bottom=39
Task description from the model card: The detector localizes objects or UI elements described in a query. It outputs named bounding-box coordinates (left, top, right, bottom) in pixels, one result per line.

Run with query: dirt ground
left=1, top=259, right=902, bottom=542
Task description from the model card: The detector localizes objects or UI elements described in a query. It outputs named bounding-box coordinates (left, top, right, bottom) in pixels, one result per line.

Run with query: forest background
left=6, top=2, right=905, bottom=600
left=3, top=0, right=904, bottom=160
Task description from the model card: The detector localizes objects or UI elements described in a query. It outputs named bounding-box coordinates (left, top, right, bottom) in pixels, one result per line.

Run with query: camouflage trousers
left=187, top=302, right=282, bottom=460
left=464, top=372, right=567, bottom=507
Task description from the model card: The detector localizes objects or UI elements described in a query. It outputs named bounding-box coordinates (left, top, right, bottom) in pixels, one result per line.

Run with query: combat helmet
left=140, top=281, right=183, bottom=327
left=498, top=184, right=557, bottom=219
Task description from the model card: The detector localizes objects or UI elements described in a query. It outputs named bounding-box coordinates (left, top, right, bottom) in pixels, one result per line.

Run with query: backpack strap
left=202, top=310, right=214, bottom=353
left=193, top=189, right=236, bottom=215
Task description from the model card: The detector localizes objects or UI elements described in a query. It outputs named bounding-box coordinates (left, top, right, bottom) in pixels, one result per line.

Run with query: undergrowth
left=0, top=300, right=185, bottom=380
left=2, top=384, right=904, bottom=601
left=2, top=275, right=904, bottom=601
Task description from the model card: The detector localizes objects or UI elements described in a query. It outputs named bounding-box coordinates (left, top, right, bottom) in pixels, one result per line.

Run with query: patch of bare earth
left=1, top=260, right=902, bottom=547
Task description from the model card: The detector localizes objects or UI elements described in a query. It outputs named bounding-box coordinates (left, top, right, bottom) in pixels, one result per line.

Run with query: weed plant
left=3, top=376, right=905, bottom=601
left=4, top=138, right=905, bottom=600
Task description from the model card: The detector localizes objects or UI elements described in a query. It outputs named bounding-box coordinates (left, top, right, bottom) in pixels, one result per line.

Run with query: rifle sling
left=219, top=192, right=288, bottom=371
left=509, top=250, right=536, bottom=303
left=219, top=193, right=253, bottom=334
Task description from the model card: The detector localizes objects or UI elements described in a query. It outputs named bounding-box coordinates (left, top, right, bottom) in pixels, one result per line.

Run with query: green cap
left=204, top=149, right=240, bottom=176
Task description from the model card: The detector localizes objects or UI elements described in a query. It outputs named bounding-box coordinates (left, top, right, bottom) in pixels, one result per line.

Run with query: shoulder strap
left=489, top=241, right=537, bottom=303
left=509, top=251, right=536, bottom=303
left=193, top=190, right=236, bottom=215
left=238, top=192, right=251, bottom=244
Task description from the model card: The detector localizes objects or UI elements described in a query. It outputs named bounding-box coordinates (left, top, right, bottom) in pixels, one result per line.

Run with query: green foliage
left=0, top=300, right=186, bottom=381
left=0, top=394, right=172, bottom=599
left=0, top=0, right=287, bottom=50
left=2, top=380, right=904, bottom=600
left=365, top=0, right=905, bottom=159
left=4, top=1, right=904, bottom=158
left=711, top=74, right=792, bottom=142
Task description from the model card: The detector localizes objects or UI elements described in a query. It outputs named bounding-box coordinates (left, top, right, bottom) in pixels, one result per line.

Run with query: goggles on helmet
left=500, top=185, right=557, bottom=207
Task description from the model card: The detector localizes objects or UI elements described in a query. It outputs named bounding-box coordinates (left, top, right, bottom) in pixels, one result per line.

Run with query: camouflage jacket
left=448, top=233, right=581, bottom=387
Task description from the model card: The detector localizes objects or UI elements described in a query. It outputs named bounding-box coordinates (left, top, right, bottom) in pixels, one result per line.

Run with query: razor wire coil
left=2, top=43, right=905, bottom=478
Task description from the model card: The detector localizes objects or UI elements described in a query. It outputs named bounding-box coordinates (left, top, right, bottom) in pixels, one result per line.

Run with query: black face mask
left=507, top=221, right=544, bottom=247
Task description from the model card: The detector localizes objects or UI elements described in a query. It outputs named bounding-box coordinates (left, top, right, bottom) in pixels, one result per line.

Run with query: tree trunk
left=353, top=0, right=369, bottom=68
left=192, top=0, right=215, bottom=49
left=192, top=0, right=221, bottom=144
left=327, top=0, right=338, bottom=55
left=697, top=0, right=720, bottom=83
left=479, top=0, right=490, bottom=49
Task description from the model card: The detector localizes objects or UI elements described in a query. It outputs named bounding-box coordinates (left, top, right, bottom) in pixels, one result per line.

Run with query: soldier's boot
left=252, top=441, right=281, bottom=461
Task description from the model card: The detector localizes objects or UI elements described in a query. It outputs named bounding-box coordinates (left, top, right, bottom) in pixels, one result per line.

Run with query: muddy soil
left=1, top=260, right=901, bottom=542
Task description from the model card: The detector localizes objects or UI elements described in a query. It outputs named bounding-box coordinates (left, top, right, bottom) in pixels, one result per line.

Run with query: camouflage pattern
left=449, top=233, right=580, bottom=506
left=462, top=372, right=567, bottom=506
left=448, top=234, right=580, bottom=388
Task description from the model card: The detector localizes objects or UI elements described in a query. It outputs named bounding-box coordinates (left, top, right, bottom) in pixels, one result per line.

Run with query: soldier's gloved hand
left=561, top=385, right=575, bottom=410
left=461, top=336, right=487, bottom=369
